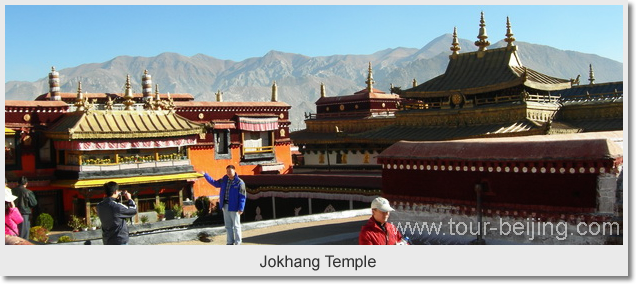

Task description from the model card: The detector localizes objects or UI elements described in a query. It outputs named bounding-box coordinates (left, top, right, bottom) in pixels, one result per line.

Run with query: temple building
left=5, top=69, right=292, bottom=227
left=291, top=13, right=623, bottom=169
left=291, top=63, right=401, bottom=169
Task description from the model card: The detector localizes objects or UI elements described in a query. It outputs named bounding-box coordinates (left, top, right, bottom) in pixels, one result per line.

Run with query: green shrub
left=68, top=215, right=83, bottom=231
left=29, top=226, right=49, bottom=243
left=57, top=235, right=73, bottom=243
left=195, top=196, right=210, bottom=216
left=172, top=204, right=183, bottom=218
left=35, top=213, right=54, bottom=231
left=154, top=202, right=166, bottom=215
left=140, top=215, right=149, bottom=224
left=154, top=202, right=166, bottom=221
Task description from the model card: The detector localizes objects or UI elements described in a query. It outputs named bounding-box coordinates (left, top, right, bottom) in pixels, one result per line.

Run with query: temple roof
left=403, top=46, right=572, bottom=98
left=5, top=100, right=69, bottom=108
left=552, top=81, right=623, bottom=99
left=174, top=101, right=290, bottom=108
left=315, top=88, right=400, bottom=105
left=45, top=110, right=204, bottom=140
left=291, top=119, right=549, bottom=145
left=35, top=92, right=194, bottom=101
left=348, top=119, right=544, bottom=143
left=379, top=134, right=623, bottom=162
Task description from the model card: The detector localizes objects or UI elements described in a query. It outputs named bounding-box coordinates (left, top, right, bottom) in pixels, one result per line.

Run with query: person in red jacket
left=359, top=197, right=404, bottom=245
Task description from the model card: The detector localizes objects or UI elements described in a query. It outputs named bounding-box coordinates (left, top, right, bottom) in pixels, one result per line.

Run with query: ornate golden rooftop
left=45, top=110, right=204, bottom=140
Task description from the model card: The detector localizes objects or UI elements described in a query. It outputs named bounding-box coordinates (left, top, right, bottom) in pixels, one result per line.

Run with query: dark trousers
left=18, top=214, right=30, bottom=239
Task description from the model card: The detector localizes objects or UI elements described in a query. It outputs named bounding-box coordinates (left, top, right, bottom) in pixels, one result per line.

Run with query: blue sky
left=4, top=5, right=625, bottom=82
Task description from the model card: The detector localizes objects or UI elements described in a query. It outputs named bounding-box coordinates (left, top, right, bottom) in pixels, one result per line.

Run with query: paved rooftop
left=159, top=214, right=369, bottom=245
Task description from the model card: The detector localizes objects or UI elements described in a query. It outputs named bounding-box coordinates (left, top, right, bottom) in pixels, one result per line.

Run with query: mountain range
left=5, top=33, right=623, bottom=130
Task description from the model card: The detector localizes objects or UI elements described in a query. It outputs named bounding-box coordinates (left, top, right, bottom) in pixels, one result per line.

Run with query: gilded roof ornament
left=216, top=90, right=223, bottom=102
left=588, top=64, right=595, bottom=85
left=272, top=81, right=278, bottom=102
left=74, top=82, right=85, bottom=112
left=413, top=78, right=417, bottom=88
left=155, top=84, right=161, bottom=102
left=504, top=16, right=516, bottom=47
left=366, top=62, right=374, bottom=92
left=320, top=82, right=326, bottom=98
left=123, top=74, right=135, bottom=110
left=474, top=11, right=491, bottom=52
left=74, top=82, right=95, bottom=113
left=153, top=84, right=164, bottom=110
left=105, top=96, right=114, bottom=111
left=450, top=27, right=461, bottom=56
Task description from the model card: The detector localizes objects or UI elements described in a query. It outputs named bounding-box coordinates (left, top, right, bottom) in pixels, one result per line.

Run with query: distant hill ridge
left=5, top=33, right=623, bottom=129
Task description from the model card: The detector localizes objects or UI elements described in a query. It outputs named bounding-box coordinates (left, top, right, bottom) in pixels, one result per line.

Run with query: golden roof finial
left=271, top=81, right=278, bottom=102
left=123, top=74, right=135, bottom=110
left=450, top=27, right=461, bottom=55
left=74, top=82, right=85, bottom=112
left=154, top=84, right=163, bottom=110
left=76, top=82, right=83, bottom=99
left=589, top=64, right=595, bottom=85
left=474, top=11, right=491, bottom=51
left=366, top=62, right=374, bottom=92
left=413, top=78, right=417, bottom=88
left=216, top=90, right=223, bottom=102
left=504, top=16, right=516, bottom=47
left=320, top=82, right=326, bottom=98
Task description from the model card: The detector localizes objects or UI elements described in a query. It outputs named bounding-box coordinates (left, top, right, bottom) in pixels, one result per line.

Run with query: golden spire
left=588, top=64, right=595, bottom=85
left=365, top=62, right=374, bottom=92
left=74, top=82, right=84, bottom=112
left=474, top=11, right=491, bottom=51
left=271, top=81, right=278, bottom=102
left=450, top=27, right=461, bottom=56
left=412, top=78, right=417, bottom=88
left=504, top=16, right=516, bottom=47
left=123, top=74, right=135, bottom=110
left=216, top=90, right=223, bottom=102
left=320, top=82, right=326, bottom=98
left=154, top=84, right=163, bottom=110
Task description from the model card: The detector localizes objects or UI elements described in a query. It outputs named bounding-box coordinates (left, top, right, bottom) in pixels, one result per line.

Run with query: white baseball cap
left=371, top=197, right=395, bottom=212
left=5, top=187, right=17, bottom=203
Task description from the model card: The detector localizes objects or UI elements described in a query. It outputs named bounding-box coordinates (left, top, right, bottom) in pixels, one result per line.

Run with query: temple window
left=5, top=135, right=17, bottom=166
left=215, top=130, right=230, bottom=155
left=243, top=131, right=273, bottom=154
left=37, top=138, right=53, bottom=165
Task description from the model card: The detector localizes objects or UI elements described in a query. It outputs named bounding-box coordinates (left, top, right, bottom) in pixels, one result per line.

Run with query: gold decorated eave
left=51, top=172, right=203, bottom=189
left=45, top=110, right=205, bottom=140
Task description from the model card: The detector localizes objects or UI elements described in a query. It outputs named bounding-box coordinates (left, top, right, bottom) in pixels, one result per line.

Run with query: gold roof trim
left=51, top=172, right=203, bottom=189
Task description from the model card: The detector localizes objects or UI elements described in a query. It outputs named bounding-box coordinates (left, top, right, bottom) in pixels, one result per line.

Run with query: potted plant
left=172, top=204, right=183, bottom=219
left=90, top=209, right=99, bottom=230
left=154, top=201, right=166, bottom=221
left=68, top=215, right=83, bottom=232
left=35, top=213, right=54, bottom=231
left=140, top=215, right=149, bottom=224
left=29, top=226, right=49, bottom=244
